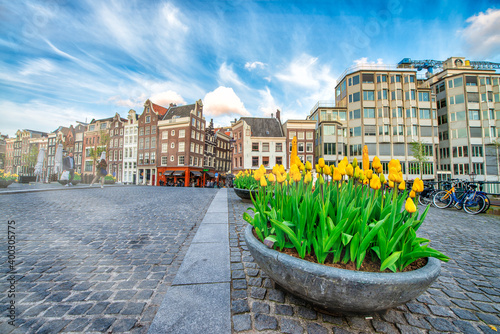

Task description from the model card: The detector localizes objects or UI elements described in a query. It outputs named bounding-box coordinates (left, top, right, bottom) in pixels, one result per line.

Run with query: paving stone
left=404, top=313, right=431, bottom=329
left=114, top=290, right=137, bottom=300
left=252, top=301, right=270, bottom=314
left=233, top=279, right=247, bottom=290
left=68, top=303, right=93, bottom=316
left=431, top=296, right=453, bottom=306
left=321, top=314, right=344, bottom=325
left=268, top=288, right=285, bottom=303
left=112, top=318, right=137, bottom=332
left=87, top=317, right=116, bottom=332
left=382, top=310, right=407, bottom=324
left=428, top=304, right=454, bottom=317
left=407, top=302, right=431, bottom=315
left=246, top=269, right=259, bottom=277
left=104, top=302, right=126, bottom=314
left=232, top=299, right=250, bottom=314
left=280, top=318, right=303, bottom=334
left=452, top=299, right=480, bottom=311
left=233, top=314, right=252, bottom=332
left=472, top=301, right=498, bottom=313
left=466, top=292, right=492, bottom=302
left=43, top=304, right=72, bottom=317
left=425, top=316, right=459, bottom=332
left=232, top=290, right=247, bottom=300
left=348, top=316, right=372, bottom=331
left=36, top=320, right=70, bottom=334
left=87, top=302, right=110, bottom=315
left=276, top=304, right=294, bottom=316
left=395, top=323, right=426, bottom=334
left=297, top=306, right=317, bottom=320
left=477, top=313, right=500, bottom=325
left=452, top=307, right=479, bottom=321
left=254, top=313, right=278, bottom=330
left=232, top=270, right=246, bottom=279
left=478, top=324, right=499, bottom=334
left=248, top=277, right=262, bottom=286
left=306, top=322, right=329, bottom=334
left=372, top=320, right=398, bottom=334
left=332, top=328, right=355, bottom=334
left=452, top=319, right=481, bottom=334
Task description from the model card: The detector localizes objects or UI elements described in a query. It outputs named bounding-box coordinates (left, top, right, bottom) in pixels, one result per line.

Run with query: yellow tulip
left=405, top=197, right=416, bottom=213
left=299, top=162, right=305, bottom=172
left=333, top=167, right=342, bottom=181
left=315, top=164, right=322, bottom=174
left=362, top=145, right=369, bottom=171
left=346, top=164, right=354, bottom=177
left=410, top=190, right=416, bottom=198
left=260, top=176, right=268, bottom=187
left=388, top=180, right=394, bottom=188
left=277, top=173, right=286, bottom=183
left=319, top=158, right=325, bottom=168
left=267, top=173, right=275, bottom=183
left=337, top=162, right=346, bottom=175
left=413, top=178, right=424, bottom=193
left=253, top=171, right=262, bottom=181
left=372, top=156, right=382, bottom=171
left=370, top=175, right=381, bottom=190
left=363, top=178, right=369, bottom=185
left=279, top=164, right=286, bottom=174
left=398, top=180, right=406, bottom=190
left=272, top=165, right=279, bottom=175
left=305, top=161, right=312, bottom=171
left=359, top=170, right=366, bottom=180
left=354, top=166, right=361, bottom=179
left=292, top=171, right=301, bottom=182
left=396, top=171, right=404, bottom=184
left=366, top=170, right=373, bottom=179
left=352, top=158, right=358, bottom=168
left=259, top=165, right=266, bottom=174
left=380, top=173, right=387, bottom=184
left=323, top=165, right=331, bottom=176
left=304, top=172, right=312, bottom=184
left=342, top=157, right=348, bottom=165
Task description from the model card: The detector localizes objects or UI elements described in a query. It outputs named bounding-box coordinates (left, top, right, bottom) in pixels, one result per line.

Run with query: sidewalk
left=0, top=181, right=126, bottom=195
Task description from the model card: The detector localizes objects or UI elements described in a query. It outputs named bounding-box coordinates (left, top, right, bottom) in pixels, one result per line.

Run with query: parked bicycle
left=418, top=181, right=439, bottom=206
left=432, top=180, right=487, bottom=214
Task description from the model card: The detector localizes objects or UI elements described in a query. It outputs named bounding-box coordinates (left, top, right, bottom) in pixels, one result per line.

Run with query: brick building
left=108, top=113, right=127, bottom=182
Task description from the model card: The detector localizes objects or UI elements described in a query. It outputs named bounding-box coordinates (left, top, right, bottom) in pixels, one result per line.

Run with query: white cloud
left=258, top=87, right=280, bottom=116
left=219, top=62, right=245, bottom=87
left=245, top=61, right=266, bottom=71
left=275, top=54, right=320, bottom=89
left=203, top=86, right=250, bottom=117
left=353, top=57, right=384, bottom=65
left=19, top=58, right=56, bottom=76
left=160, top=3, right=188, bottom=33
left=461, top=8, right=500, bottom=59
left=150, top=90, right=186, bottom=106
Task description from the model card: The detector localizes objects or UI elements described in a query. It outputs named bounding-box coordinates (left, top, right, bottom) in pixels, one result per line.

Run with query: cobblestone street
left=229, top=191, right=500, bottom=334
left=0, top=186, right=218, bottom=333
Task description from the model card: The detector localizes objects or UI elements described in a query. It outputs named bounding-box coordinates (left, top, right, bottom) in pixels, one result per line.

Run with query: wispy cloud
left=219, top=62, right=246, bottom=88
left=461, top=8, right=500, bottom=60
left=245, top=61, right=266, bottom=71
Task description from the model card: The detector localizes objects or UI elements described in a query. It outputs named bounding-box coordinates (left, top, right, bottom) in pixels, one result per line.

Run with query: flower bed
left=243, top=151, right=449, bottom=273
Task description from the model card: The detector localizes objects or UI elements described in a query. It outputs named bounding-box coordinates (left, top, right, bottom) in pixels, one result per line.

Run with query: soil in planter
left=253, top=230, right=427, bottom=273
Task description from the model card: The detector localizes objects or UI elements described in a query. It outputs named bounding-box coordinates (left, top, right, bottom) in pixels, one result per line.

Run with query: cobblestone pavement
left=0, top=186, right=217, bottom=333
left=229, top=190, right=500, bottom=334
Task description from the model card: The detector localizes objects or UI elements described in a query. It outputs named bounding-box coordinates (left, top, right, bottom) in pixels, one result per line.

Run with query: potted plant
left=233, top=169, right=261, bottom=201
left=104, top=174, right=116, bottom=184
left=243, top=151, right=449, bottom=313
left=0, top=170, right=18, bottom=188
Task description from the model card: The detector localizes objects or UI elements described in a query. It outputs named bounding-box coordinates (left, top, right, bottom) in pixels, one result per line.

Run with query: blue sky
left=1, top=0, right=499, bottom=137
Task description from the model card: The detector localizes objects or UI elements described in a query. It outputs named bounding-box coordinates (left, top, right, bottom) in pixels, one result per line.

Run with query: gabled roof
left=151, top=102, right=169, bottom=117
left=162, top=104, right=195, bottom=120
left=239, top=117, right=284, bottom=137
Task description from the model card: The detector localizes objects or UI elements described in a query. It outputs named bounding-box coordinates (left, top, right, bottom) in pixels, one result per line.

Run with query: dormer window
left=146, top=116, right=151, bottom=123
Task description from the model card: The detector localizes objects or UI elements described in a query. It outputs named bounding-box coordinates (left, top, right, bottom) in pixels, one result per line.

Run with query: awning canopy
left=163, top=171, right=174, bottom=176
left=207, top=172, right=215, bottom=177
left=191, top=171, right=202, bottom=176
left=172, top=171, right=185, bottom=176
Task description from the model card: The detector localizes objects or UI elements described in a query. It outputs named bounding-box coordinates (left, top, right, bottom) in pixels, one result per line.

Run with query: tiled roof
left=151, top=102, right=169, bottom=117
left=162, top=104, right=195, bottom=120
left=240, top=117, right=284, bottom=137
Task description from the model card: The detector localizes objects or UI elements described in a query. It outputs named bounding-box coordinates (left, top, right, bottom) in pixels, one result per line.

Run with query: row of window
left=348, top=143, right=433, bottom=157
left=287, top=131, right=314, bottom=140
left=349, top=125, right=437, bottom=137
left=138, top=137, right=156, bottom=150
left=139, top=126, right=157, bottom=136
left=348, top=90, right=430, bottom=103
left=251, top=156, right=286, bottom=168
left=349, top=107, right=435, bottom=120
left=348, top=74, right=416, bottom=86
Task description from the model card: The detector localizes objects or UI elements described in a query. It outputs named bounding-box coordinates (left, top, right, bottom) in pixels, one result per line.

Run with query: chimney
left=276, top=109, right=281, bottom=123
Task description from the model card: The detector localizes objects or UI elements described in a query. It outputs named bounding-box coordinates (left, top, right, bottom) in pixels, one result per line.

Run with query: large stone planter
left=233, top=188, right=258, bottom=202
left=104, top=180, right=115, bottom=184
left=244, top=224, right=441, bottom=313
left=0, top=180, right=14, bottom=188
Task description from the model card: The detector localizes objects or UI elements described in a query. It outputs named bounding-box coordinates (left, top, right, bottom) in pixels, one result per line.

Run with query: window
left=349, top=126, right=361, bottom=137
left=289, top=131, right=296, bottom=139
left=363, top=90, right=375, bottom=101
left=262, top=143, right=269, bottom=152
left=466, top=76, right=477, bottom=86
left=364, top=125, right=376, bottom=136
left=151, top=137, right=156, bottom=149
left=100, top=123, right=107, bottom=130
left=453, top=77, right=463, bottom=87
left=306, top=142, right=313, bottom=152
left=420, top=109, right=431, bottom=119
left=179, top=130, right=185, bottom=138
left=352, top=75, right=359, bottom=85
left=306, top=132, right=313, bottom=140
left=178, top=142, right=185, bottom=152
left=349, top=92, right=360, bottom=103
left=468, top=92, right=479, bottom=103
left=364, top=108, right=375, bottom=118
left=252, top=156, right=259, bottom=167
left=276, top=143, right=282, bottom=152
left=418, top=92, right=430, bottom=101
left=145, top=138, right=150, bottom=149
left=298, top=142, right=304, bottom=152
left=377, top=75, right=387, bottom=83
left=324, top=143, right=336, bottom=155
left=252, top=143, right=259, bottom=151
left=262, top=156, right=270, bottom=167
left=171, top=130, right=175, bottom=136
left=178, top=155, right=184, bottom=165
left=469, top=110, right=480, bottom=121
left=170, top=155, right=174, bottom=162
left=350, top=109, right=361, bottom=120
left=161, top=156, right=168, bottom=166
left=139, top=138, right=144, bottom=149
left=391, top=75, right=401, bottom=83
left=362, top=73, right=374, bottom=83
left=378, top=89, right=388, bottom=100
left=170, top=142, right=175, bottom=149
left=145, top=116, right=150, bottom=123
left=139, top=153, right=144, bottom=164
left=276, top=156, right=283, bottom=165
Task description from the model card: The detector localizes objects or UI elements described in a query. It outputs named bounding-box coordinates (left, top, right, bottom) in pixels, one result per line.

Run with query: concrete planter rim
left=233, top=187, right=258, bottom=201
left=244, top=224, right=441, bottom=313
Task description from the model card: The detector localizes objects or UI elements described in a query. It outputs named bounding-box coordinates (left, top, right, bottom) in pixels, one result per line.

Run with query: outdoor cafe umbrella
left=54, top=144, right=63, bottom=174
left=34, top=147, right=46, bottom=182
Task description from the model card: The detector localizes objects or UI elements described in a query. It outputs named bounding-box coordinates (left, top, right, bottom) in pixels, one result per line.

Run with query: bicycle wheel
left=463, top=195, right=485, bottom=215
left=480, top=194, right=491, bottom=213
left=433, top=190, right=453, bottom=209
left=418, top=194, right=431, bottom=206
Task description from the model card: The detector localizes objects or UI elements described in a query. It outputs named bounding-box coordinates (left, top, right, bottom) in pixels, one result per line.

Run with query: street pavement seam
left=148, top=188, right=231, bottom=334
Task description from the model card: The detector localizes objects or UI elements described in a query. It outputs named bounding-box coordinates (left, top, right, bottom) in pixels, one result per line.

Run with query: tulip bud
left=410, top=190, right=416, bottom=198
left=318, top=174, right=324, bottom=185
left=398, top=180, right=406, bottom=190
left=267, top=173, right=276, bottom=183
left=333, top=167, right=342, bottom=181
left=346, top=164, right=354, bottom=177
left=260, top=176, right=268, bottom=187
left=319, top=158, right=325, bottom=168
left=352, top=158, right=358, bottom=168
left=323, top=165, right=331, bottom=176
left=305, top=161, right=312, bottom=171
left=366, top=170, right=373, bottom=179
left=380, top=173, right=386, bottom=184
left=405, top=197, right=416, bottom=213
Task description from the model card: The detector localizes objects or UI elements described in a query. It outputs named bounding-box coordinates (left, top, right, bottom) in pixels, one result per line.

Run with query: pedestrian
left=63, top=151, right=75, bottom=186
left=90, top=152, right=108, bottom=188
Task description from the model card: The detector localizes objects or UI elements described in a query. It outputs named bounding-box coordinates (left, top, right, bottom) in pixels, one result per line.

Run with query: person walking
left=63, top=151, right=75, bottom=186
left=90, top=152, right=108, bottom=188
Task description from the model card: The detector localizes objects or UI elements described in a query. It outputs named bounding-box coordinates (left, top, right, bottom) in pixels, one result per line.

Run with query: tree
left=409, top=140, right=429, bottom=180
left=26, top=145, right=39, bottom=174
left=88, top=130, right=111, bottom=173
